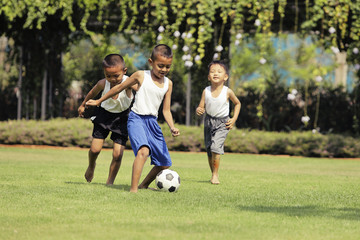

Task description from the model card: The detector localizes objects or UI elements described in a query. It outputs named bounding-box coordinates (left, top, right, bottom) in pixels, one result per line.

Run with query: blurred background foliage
left=0, top=0, right=360, bottom=136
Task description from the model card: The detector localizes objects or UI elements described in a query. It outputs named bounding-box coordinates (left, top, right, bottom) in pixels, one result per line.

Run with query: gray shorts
left=204, top=114, right=230, bottom=157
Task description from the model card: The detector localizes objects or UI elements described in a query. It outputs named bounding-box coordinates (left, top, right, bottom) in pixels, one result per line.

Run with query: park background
left=1, top=2, right=360, bottom=240
left=1, top=0, right=360, bottom=157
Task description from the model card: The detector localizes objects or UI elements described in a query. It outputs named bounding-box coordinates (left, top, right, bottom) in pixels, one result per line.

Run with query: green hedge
left=0, top=118, right=359, bottom=158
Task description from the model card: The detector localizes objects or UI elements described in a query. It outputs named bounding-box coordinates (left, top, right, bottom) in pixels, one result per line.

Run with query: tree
left=1, top=0, right=359, bottom=122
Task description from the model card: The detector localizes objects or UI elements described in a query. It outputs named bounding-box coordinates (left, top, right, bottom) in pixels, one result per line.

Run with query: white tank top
left=205, top=85, right=229, bottom=118
left=100, top=75, right=133, bottom=113
left=131, top=70, right=169, bottom=117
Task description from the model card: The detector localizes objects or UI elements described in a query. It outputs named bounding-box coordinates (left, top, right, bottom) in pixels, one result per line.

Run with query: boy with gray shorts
left=196, top=60, right=241, bottom=184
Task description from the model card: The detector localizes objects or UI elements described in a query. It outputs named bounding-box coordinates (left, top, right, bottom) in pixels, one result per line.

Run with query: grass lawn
left=1, top=145, right=360, bottom=240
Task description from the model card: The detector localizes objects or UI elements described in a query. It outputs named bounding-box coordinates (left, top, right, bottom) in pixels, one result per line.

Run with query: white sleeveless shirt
left=100, top=75, right=133, bottom=113
left=205, top=86, right=229, bottom=118
left=131, top=70, right=169, bottom=117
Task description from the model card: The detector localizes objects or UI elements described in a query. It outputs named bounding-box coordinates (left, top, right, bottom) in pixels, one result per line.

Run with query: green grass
left=1, top=146, right=360, bottom=240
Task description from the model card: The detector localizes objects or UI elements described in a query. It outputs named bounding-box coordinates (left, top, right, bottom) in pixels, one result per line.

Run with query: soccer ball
left=155, top=169, right=180, bottom=192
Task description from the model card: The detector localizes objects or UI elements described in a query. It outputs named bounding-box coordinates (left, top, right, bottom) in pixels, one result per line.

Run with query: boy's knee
left=137, top=146, right=150, bottom=159
left=113, top=152, right=123, bottom=162
left=89, top=148, right=101, bottom=155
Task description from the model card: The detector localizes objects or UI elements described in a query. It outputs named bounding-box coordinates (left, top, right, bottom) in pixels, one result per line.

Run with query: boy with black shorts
left=196, top=60, right=241, bottom=184
left=78, top=54, right=134, bottom=185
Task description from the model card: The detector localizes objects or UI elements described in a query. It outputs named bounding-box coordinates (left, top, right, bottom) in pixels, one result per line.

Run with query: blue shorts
left=127, top=111, right=172, bottom=167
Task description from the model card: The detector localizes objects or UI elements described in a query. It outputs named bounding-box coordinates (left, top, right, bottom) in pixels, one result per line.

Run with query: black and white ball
left=155, top=169, right=180, bottom=192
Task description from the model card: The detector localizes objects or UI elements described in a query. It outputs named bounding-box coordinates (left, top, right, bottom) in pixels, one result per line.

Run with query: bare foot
left=211, top=175, right=220, bottom=185
left=138, top=184, right=148, bottom=189
left=106, top=177, right=114, bottom=185
left=84, top=166, right=95, bottom=183
left=106, top=181, right=113, bottom=185
left=138, top=186, right=158, bottom=191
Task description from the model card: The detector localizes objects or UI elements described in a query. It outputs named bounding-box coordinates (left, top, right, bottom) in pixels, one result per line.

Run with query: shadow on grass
left=65, top=181, right=131, bottom=191
left=196, top=180, right=211, bottom=183
left=238, top=205, right=360, bottom=221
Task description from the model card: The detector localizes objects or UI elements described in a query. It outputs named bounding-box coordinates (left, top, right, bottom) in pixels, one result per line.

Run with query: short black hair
left=208, top=60, right=229, bottom=75
left=150, top=44, right=173, bottom=61
left=102, top=54, right=125, bottom=68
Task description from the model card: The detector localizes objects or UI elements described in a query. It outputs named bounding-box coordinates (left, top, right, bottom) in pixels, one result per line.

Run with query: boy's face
left=148, top=55, right=172, bottom=80
left=208, top=64, right=228, bottom=84
left=103, top=65, right=127, bottom=85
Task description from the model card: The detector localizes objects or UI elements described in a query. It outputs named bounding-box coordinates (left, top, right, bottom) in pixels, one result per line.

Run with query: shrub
left=237, top=77, right=358, bottom=134
left=1, top=118, right=360, bottom=158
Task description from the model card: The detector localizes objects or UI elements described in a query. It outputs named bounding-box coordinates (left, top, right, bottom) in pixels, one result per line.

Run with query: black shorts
left=91, top=107, right=130, bottom=145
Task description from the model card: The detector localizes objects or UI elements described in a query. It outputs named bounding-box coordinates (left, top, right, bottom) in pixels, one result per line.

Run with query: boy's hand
left=78, top=106, right=85, bottom=118
left=171, top=127, right=180, bottom=137
left=196, top=107, right=205, bottom=116
left=86, top=99, right=100, bottom=107
left=225, top=118, right=236, bottom=129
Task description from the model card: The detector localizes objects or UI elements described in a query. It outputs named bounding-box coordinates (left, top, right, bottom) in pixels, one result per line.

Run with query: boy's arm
left=162, top=80, right=180, bottom=137
left=226, top=88, right=241, bottom=129
left=86, top=71, right=143, bottom=107
left=78, top=79, right=105, bottom=117
left=130, top=83, right=139, bottom=92
left=196, top=90, right=206, bottom=116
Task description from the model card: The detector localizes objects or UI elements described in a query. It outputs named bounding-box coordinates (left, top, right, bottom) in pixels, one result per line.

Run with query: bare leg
left=85, top=138, right=104, bottom=183
left=207, top=154, right=213, bottom=173
left=106, top=143, right=125, bottom=185
left=138, top=165, right=170, bottom=189
left=210, top=152, right=220, bottom=184
left=130, top=146, right=150, bottom=193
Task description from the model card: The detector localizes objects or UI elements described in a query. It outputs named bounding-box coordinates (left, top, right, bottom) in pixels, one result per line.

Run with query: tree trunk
left=17, top=46, right=23, bottom=120
left=48, top=74, right=53, bottom=118
left=0, top=36, right=7, bottom=67
left=334, top=51, right=348, bottom=88
left=25, top=93, right=29, bottom=120
left=33, top=97, right=37, bottom=120
left=58, top=53, right=64, bottom=117
left=185, top=72, right=191, bottom=126
left=41, top=68, right=48, bottom=120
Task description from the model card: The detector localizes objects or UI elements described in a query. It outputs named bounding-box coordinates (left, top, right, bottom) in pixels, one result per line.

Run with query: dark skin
left=196, top=64, right=241, bottom=184
left=78, top=65, right=133, bottom=185
left=86, top=54, right=180, bottom=192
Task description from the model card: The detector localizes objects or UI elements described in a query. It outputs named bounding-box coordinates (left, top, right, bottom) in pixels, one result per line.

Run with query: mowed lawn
left=1, top=145, right=360, bottom=240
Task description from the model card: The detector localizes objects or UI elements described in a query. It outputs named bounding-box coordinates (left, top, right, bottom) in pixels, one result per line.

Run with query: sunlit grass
left=1, top=146, right=360, bottom=240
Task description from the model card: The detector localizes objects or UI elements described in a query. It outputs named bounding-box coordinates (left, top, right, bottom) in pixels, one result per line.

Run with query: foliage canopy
left=1, top=0, right=360, bottom=62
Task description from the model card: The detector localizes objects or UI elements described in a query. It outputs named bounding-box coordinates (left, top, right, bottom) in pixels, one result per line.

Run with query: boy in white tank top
left=196, top=60, right=241, bottom=184
left=78, top=54, right=134, bottom=185
left=86, top=44, right=180, bottom=193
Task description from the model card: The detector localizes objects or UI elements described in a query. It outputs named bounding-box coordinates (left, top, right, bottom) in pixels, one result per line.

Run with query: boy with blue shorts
left=196, top=60, right=241, bottom=184
left=86, top=44, right=180, bottom=192
left=78, top=54, right=134, bottom=185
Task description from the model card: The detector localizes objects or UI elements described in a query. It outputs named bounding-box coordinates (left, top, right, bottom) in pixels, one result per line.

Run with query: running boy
left=196, top=60, right=241, bottom=184
left=78, top=54, right=134, bottom=185
left=86, top=44, right=180, bottom=193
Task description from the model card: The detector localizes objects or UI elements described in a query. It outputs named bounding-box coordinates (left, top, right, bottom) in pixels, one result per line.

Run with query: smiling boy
left=78, top=54, right=133, bottom=185
left=196, top=60, right=241, bottom=184
left=86, top=44, right=180, bottom=193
